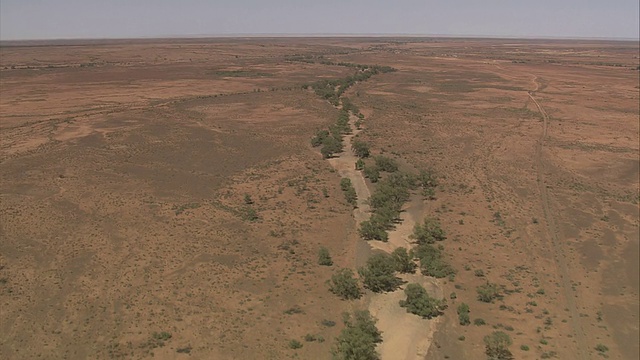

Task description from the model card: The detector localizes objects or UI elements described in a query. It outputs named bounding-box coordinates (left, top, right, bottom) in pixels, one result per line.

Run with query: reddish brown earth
left=0, top=38, right=638, bottom=359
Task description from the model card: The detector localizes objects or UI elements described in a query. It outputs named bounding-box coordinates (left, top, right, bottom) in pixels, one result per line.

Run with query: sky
left=1, top=0, right=639, bottom=40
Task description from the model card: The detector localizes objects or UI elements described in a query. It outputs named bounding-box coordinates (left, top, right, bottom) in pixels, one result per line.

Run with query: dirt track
left=529, top=79, right=589, bottom=360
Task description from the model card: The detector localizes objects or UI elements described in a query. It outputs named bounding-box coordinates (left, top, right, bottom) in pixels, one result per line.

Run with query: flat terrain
left=0, top=38, right=638, bottom=359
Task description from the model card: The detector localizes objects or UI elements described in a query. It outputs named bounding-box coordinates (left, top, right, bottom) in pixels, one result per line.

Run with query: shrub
left=288, top=339, right=303, bottom=349
left=399, top=283, right=447, bottom=319
left=318, top=247, right=333, bottom=266
left=355, top=158, right=365, bottom=170
left=332, top=310, right=381, bottom=360
left=475, top=269, right=485, bottom=277
left=374, top=156, right=398, bottom=172
left=474, top=318, right=486, bottom=326
left=411, top=217, right=446, bottom=244
left=391, top=247, right=416, bottom=273
left=483, top=331, right=513, bottom=360
left=595, top=344, right=608, bottom=353
left=520, top=345, right=529, bottom=351
left=457, top=303, right=471, bottom=325
left=242, top=207, right=259, bottom=221
left=244, top=194, right=254, bottom=204
left=477, top=282, right=501, bottom=303
left=352, top=140, right=371, bottom=158
left=358, top=253, right=401, bottom=293
left=329, top=268, right=362, bottom=300
left=321, top=319, right=336, bottom=327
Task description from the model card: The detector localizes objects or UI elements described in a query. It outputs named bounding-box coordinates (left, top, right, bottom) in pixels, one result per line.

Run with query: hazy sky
left=1, top=0, right=639, bottom=40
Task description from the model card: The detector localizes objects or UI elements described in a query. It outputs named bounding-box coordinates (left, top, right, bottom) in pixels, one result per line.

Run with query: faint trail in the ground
left=529, top=78, right=590, bottom=360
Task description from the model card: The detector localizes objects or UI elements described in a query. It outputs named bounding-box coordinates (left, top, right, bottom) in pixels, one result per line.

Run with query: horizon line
left=1, top=32, right=639, bottom=43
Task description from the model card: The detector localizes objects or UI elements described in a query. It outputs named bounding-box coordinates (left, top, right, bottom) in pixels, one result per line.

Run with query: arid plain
left=0, top=38, right=638, bottom=359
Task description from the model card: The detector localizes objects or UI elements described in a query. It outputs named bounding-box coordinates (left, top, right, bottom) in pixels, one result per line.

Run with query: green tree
left=399, top=283, right=447, bottom=319
left=411, top=217, right=446, bottom=244
left=329, top=268, right=362, bottom=300
left=352, top=140, right=371, bottom=158
left=391, top=247, right=416, bottom=273
left=358, top=253, right=401, bottom=292
left=321, top=136, right=343, bottom=159
left=355, top=159, right=365, bottom=170
left=332, top=310, right=382, bottom=360
left=483, top=331, right=513, bottom=360
left=358, top=217, right=389, bottom=241
left=318, top=247, right=333, bottom=266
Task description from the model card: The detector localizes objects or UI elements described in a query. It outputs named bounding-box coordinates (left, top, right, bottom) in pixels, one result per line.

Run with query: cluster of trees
left=340, top=178, right=358, bottom=207
left=307, top=64, right=397, bottom=105
left=399, top=283, right=447, bottom=319
left=328, top=248, right=417, bottom=300
left=311, top=109, right=352, bottom=158
left=358, top=253, right=402, bottom=292
left=408, top=217, right=456, bottom=278
left=358, top=171, right=415, bottom=241
left=332, top=311, right=382, bottom=360
left=361, top=155, right=398, bottom=183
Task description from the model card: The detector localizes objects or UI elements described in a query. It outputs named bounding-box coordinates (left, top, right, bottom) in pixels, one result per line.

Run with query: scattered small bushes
left=477, top=282, right=502, bottom=303
left=399, top=283, right=447, bottom=319
left=318, top=247, right=333, bottom=266
left=358, top=253, right=402, bottom=292
left=457, top=303, right=471, bottom=325
left=329, top=268, right=362, bottom=300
